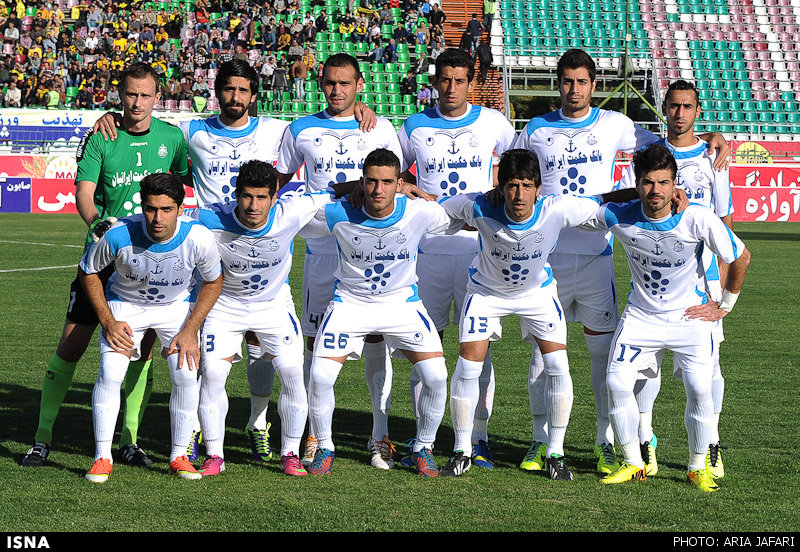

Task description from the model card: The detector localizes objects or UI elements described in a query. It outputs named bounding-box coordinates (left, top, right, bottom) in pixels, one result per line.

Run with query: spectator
left=3, top=21, right=19, bottom=43
left=271, top=58, right=289, bottom=109
left=106, top=81, right=121, bottom=109
left=261, top=55, right=276, bottom=88
left=3, top=79, right=21, bottom=107
left=290, top=55, right=308, bottom=101
left=382, top=37, right=397, bottom=62
left=400, top=69, right=416, bottom=95
left=368, top=39, right=384, bottom=62
left=483, top=0, right=497, bottom=31
left=476, top=38, right=493, bottom=83
left=287, top=38, right=303, bottom=58
left=416, top=82, right=431, bottom=108
left=192, top=74, right=211, bottom=98
left=466, top=13, right=483, bottom=55
left=392, top=20, right=411, bottom=43
left=414, top=51, right=430, bottom=74
left=428, top=3, right=446, bottom=33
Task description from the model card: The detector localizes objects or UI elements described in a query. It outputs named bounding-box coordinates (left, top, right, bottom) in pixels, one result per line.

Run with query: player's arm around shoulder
left=438, top=191, right=480, bottom=227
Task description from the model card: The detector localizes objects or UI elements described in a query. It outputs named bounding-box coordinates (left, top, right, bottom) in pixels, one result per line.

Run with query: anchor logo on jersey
left=315, top=130, right=363, bottom=157
left=428, top=128, right=477, bottom=151
left=374, top=238, right=387, bottom=250
left=248, top=247, right=260, bottom=258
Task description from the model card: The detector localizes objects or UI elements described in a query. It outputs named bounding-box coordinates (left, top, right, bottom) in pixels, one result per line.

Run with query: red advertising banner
left=31, top=179, right=78, bottom=214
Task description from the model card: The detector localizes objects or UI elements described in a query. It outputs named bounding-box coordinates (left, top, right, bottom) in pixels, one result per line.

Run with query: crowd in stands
left=0, top=0, right=454, bottom=110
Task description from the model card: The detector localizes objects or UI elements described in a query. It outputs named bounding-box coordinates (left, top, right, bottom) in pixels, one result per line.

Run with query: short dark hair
left=497, top=149, right=541, bottom=189
left=434, top=48, right=475, bottom=82
left=235, top=160, right=279, bottom=197
left=633, top=143, right=678, bottom=185
left=140, top=172, right=185, bottom=206
left=214, top=59, right=259, bottom=98
left=322, top=53, right=362, bottom=81
left=556, top=49, right=596, bottom=82
left=664, top=79, right=699, bottom=106
left=120, top=62, right=161, bottom=92
left=362, top=148, right=401, bottom=177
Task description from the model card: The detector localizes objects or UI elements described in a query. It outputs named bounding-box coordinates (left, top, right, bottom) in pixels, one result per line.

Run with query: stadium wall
left=0, top=109, right=798, bottom=221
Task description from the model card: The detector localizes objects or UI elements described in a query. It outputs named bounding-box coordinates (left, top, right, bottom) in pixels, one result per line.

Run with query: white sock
left=413, top=357, right=448, bottom=451
left=308, top=357, right=343, bottom=451
left=450, top=356, right=482, bottom=455
left=273, top=354, right=307, bottom=457
left=683, top=368, right=714, bottom=470
left=199, top=357, right=231, bottom=458
left=168, top=353, right=200, bottom=461
left=607, top=361, right=639, bottom=451
left=585, top=332, right=614, bottom=446
left=528, top=346, right=548, bottom=443
left=543, top=349, right=572, bottom=457
left=247, top=394, right=270, bottom=432
left=93, top=351, right=129, bottom=461
left=363, top=340, right=393, bottom=440
left=620, top=439, right=644, bottom=468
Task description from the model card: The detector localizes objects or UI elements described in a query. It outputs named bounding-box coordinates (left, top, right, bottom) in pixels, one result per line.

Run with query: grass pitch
left=0, top=214, right=797, bottom=532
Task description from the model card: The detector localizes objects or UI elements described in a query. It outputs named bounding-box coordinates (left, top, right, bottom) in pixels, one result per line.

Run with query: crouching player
left=587, top=144, right=750, bottom=492
left=437, top=149, right=653, bottom=480
left=302, top=149, right=453, bottom=477
left=194, top=160, right=335, bottom=476
left=79, top=173, right=223, bottom=483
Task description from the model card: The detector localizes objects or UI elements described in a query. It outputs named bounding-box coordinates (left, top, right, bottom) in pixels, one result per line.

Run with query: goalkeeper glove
left=89, top=216, right=118, bottom=243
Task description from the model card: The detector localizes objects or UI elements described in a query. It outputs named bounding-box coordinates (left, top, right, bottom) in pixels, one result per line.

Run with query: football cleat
left=520, top=440, right=547, bottom=471
left=367, top=435, right=396, bottom=470
left=21, top=442, right=50, bottom=468
left=247, top=423, right=273, bottom=462
left=602, top=462, right=647, bottom=484
left=186, top=430, right=203, bottom=463
left=308, top=447, right=335, bottom=475
left=640, top=434, right=658, bottom=476
left=281, top=453, right=308, bottom=476
left=399, top=438, right=417, bottom=468
left=199, top=455, right=225, bottom=477
left=170, top=455, right=202, bottom=480
left=706, top=443, right=725, bottom=479
left=472, top=440, right=494, bottom=469
left=85, top=457, right=113, bottom=484
left=546, top=455, right=574, bottom=481
left=119, top=443, right=154, bottom=467
left=595, top=443, right=620, bottom=475
left=302, top=435, right=318, bottom=468
left=439, top=451, right=472, bottom=477
left=411, top=447, right=439, bottom=477
left=687, top=468, right=720, bottom=492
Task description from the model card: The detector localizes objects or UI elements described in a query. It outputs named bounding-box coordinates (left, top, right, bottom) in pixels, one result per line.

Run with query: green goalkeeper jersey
left=75, top=116, right=189, bottom=219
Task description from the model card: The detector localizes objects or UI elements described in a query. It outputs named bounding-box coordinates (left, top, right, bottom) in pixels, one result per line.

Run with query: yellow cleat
left=641, top=435, right=658, bottom=476
left=595, top=443, right=620, bottom=475
left=520, top=440, right=547, bottom=471
left=602, top=462, right=647, bottom=484
left=706, top=443, right=724, bottom=479
left=687, top=468, right=720, bottom=492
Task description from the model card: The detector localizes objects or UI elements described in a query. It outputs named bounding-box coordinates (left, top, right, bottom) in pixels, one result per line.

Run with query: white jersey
left=618, top=136, right=734, bottom=301
left=514, top=107, right=656, bottom=256
left=584, top=201, right=745, bottom=313
left=193, top=192, right=332, bottom=306
left=80, top=215, right=222, bottom=305
left=180, top=115, right=288, bottom=206
left=276, top=111, right=404, bottom=254
left=301, top=195, right=453, bottom=304
left=398, top=104, right=517, bottom=254
left=441, top=192, right=603, bottom=298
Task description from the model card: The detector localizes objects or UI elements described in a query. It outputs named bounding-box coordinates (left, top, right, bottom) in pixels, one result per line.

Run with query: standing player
left=437, top=149, right=654, bottom=479
left=301, top=149, right=452, bottom=477
left=512, top=49, right=729, bottom=475
left=396, top=48, right=517, bottom=468
left=586, top=144, right=750, bottom=492
left=21, top=63, right=189, bottom=468
left=618, top=79, right=734, bottom=478
left=80, top=173, right=223, bottom=483
left=193, top=160, right=336, bottom=477
left=276, top=53, right=405, bottom=469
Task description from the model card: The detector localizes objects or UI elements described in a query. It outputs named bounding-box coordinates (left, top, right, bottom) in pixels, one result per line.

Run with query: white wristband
left=719, top=290, right=740, bottom=312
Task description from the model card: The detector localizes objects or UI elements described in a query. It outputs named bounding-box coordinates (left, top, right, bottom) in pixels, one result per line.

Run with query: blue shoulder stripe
left=525, top=108, right=600, bottom=136
left=288, top=112, right=359, bottom=139
left=402, top=105, right=481, bottom=139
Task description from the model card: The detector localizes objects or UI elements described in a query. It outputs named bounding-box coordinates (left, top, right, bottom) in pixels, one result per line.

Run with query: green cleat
left=687, top=468, right=719, bottom=492
left=706, top=443, right=724, bottom=479
left=247, top=423, right=274, bottom=462
left=602, top=462, right=647, bottom=484
left=519, top=440, right=547, bottom=471
left=640, top=434, right=658, bottom=476
left=595, top=443, right=620, bottom=475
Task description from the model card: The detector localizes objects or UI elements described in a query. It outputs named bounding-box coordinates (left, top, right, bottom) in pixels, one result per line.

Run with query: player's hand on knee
left=168, top=330, right=200, bottom=370
left=104, top=320, right=135, bottom=352
left=90, top=216, right=118, bottom=242
left=92, top=111, right=123, bottom=141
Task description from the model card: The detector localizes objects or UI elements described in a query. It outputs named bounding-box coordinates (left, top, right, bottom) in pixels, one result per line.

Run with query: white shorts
left=301, top=252, right=338, bottom=337
left=100, top=300, right=191, bottom=361
left=608, top=305, right=716, bottom=380
left=201, top=293, right=303, bottom=362
left=549, top=252, right=620, bottom=332
left=313, top=298, right=442, bottom=359
left=417, top=251, right=474, bottom=331
left=459, top=284, right=567, bottom=345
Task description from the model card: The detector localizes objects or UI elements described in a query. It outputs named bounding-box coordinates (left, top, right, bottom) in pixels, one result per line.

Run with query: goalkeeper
left=21, top=63, right=189, bottom=468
